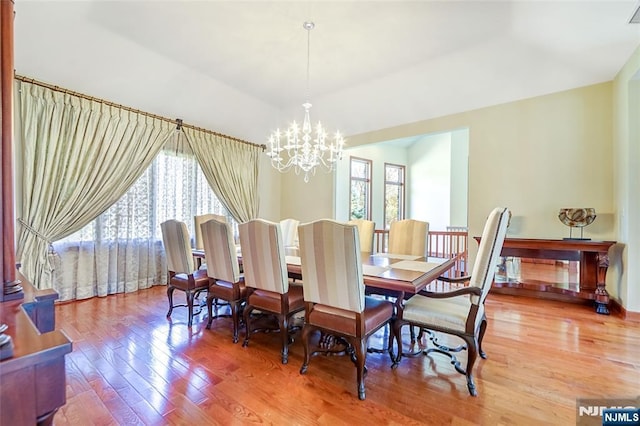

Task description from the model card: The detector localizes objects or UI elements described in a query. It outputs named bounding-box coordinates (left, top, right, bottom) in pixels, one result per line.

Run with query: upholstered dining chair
left=388, top=219, right=429, bottom=257
left=194, top=213, right=227, bottom=250
left=160, top=220, right=210, bottom=327
left=201, top=218, right=246, bottom=343
left=392, top=207, right=510, bottom=396
left=279, top=218, right=300, bottom=255
left=238, top=219, right=305, bottom=364
left=347, top=219, right=375, bottom=253
left=298, top=219, right=395, bottom=400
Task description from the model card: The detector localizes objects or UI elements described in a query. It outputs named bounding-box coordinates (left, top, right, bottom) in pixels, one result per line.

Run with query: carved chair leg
left=206, top=294, right=214, bottom=329
left=231, top=301, right=240, bottom=343
left=242, top=304, right=254, bottom=347
left=353, top=337, right=368, bottom=400
left=279, top=315, right=289, bottom=364
left=391, top=320, right=404, bottom=367
left=387, top=320, right=396, bottom=364
left=166, top=285, right=175, bottom=318
left=463, top=335, right=479, bottom=397
left=187, top=291, right=195, bottom=327
left=478, top=317, right=488, bottom=359
left=300, top=325, right=313, bottom=374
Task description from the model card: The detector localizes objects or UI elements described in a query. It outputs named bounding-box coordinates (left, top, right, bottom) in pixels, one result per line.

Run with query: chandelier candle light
left=266, top=21, right=345, bottom=183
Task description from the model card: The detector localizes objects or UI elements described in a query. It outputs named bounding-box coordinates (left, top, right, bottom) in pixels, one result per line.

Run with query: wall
left=613, top=44, right=640, bottom=312
left=287, top=82, right=620, bottom=303
left=407, top=133, right=451, bottom=230
left=450, top=128, right=469, bottom=228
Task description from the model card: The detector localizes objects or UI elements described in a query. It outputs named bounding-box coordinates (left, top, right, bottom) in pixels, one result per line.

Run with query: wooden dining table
left=193, top=249, right=458, bottom=309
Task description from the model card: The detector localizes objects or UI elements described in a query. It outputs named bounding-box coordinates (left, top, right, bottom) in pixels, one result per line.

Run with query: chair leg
left=166, top=285, right=175, bottom=318
left=242, top=304, right=254, bottom=347
left=391, top=320, right=404, bottom=367
left=462, top=335, right=479, bottom=397
left=230, top=300, right=242, bottom=344
left=206, top=294, right=214, bottom=329
left=186, top=291, right=195, bottom=327
left=478, top=316, right=488, bottom=359
left=300, top=325, right=312, bottom=374
left=387, top=321, right=396, bottom=364
left=353, top=337, right=368, bottom=400
left=279, top=315, right=289, bottom=364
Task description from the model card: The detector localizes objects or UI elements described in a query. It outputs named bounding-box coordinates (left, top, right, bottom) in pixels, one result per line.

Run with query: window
left=52, top=149, right=235, bottom=301
left=349, top=157, right=372, bottom=220
left=384, top=163, right=405, bottom=229
left=61, top=149, right=234, bottom=244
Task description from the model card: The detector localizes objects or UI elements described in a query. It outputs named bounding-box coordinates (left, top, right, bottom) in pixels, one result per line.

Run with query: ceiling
left=13, top=1, right=640, bottom=140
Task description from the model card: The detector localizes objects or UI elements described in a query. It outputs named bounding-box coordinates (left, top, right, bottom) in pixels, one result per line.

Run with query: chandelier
left=266, top=21, right=345, bottom=183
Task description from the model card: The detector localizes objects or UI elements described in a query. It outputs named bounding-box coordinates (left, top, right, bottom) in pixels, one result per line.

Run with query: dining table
left=193, top=249, right=458, bottom=310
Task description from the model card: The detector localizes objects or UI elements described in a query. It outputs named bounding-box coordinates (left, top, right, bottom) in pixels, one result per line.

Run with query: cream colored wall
left=279, top=169, right=335, bottom=223
left=450, top=129, right=469, bottom=228
left=613, top=44, right=640, bottom=312
left=351, top=81, right=614, bottom=240
left=257, top=156, right=281, bottom=221
left=286, top=82, right=621, bottom=304
left=407, top=133, right=452, bottom=230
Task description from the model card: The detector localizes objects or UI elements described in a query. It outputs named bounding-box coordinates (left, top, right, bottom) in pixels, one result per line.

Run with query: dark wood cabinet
left=475, top=237, right=616, bottom=314
left=0, top=277, right=72, bottom=426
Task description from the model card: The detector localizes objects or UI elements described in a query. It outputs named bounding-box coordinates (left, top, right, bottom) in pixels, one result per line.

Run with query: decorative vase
left=558, top=208, right=596, bottom=240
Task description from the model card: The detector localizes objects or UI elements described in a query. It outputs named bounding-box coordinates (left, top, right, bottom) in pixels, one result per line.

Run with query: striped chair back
left=280, top=218, right=300, bottom=247
left=298, top=219, right=365, bottom=313
left=161, top=220, right=195, bottom=274
left=194, top=214, right=227, bottom=250
left=239, top=219, right=289, bottom=294
left=388, top=219, right=429, bottom=257
left=201, top=218, right=240, bottom=283
left=347, top=219, right=375, bottom=253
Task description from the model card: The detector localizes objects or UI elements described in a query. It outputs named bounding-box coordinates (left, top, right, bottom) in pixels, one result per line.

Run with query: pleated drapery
left=184, top=127, right=260, bottom=223
left=17, top=81, right=174, bottom=290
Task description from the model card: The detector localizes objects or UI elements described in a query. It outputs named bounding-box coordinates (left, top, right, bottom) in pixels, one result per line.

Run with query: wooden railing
left=373, top=229, right=468, bottom=277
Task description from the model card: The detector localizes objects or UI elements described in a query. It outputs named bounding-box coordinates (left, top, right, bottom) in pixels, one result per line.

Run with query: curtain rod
left=14, top=74, right=266, bottom=150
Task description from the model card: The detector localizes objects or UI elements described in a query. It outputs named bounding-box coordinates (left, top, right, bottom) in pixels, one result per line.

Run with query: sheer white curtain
left=53, top=144, right=234, bottom=301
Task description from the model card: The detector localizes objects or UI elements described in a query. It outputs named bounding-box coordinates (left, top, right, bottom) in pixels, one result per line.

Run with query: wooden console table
left=0, top=276, right=72, bottom=425
left=474, top=237, right=615, bottom=314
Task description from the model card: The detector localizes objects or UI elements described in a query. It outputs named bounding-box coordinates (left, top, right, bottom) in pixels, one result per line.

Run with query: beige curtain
left=184, top=128, right=260, bottom=222
left=17, top=81, right=174, bottom=289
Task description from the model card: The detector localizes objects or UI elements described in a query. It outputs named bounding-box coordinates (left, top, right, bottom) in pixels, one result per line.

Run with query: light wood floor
left=52, top=285, right=640, bottom=425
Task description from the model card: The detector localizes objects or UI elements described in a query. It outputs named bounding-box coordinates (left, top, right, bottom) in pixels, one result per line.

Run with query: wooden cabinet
left=475, top=237, right=615, bottom=314
left=0, top=277, right=72, bottom=425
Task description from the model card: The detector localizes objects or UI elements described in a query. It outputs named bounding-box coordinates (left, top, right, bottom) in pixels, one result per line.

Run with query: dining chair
left=194, top=213, right=227, bottom=250
left=201, top=217, right=246, bottom=343
left=160, top=220, right=210, bottom=327
left=298, top=219, right=395, bottom=400
left=238, top=219, right=305, bottom=364
left=347, top=219, right=375, bottom=253
left=279, top=218, right=300, bottom=255
left=388, top=219, right=429, bottom=257
left=392, top=207, right=510, bottom=396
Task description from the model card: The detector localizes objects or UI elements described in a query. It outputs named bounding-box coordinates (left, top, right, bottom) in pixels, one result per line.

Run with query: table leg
left=594, top=252, right=610, bottom=315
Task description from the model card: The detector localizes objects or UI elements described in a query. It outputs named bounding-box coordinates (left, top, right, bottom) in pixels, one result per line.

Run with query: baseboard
left=610, top=298, right=640, bottom=322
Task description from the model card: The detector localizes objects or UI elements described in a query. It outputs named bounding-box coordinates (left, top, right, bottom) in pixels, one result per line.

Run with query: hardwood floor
left=53, top=286, right=640, bottom=425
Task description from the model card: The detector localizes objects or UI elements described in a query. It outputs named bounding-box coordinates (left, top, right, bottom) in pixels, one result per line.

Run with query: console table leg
left=594, top=253, right=610, bottom=315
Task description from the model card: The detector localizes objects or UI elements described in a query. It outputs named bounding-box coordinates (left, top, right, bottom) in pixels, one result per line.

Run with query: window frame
left=383, top=162, right=406, bottom=229
left=348, top=156, right=372, bottom=221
